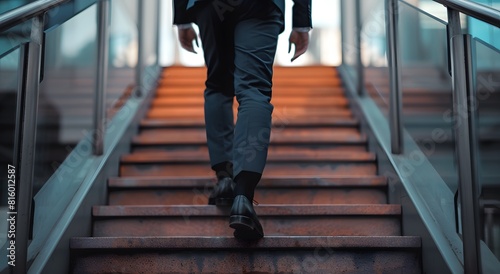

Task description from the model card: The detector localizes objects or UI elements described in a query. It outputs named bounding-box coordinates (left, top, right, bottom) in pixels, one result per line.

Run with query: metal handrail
left=434, top=0, right=500, bottom=27
left=0, top=0, right=69, bottom=32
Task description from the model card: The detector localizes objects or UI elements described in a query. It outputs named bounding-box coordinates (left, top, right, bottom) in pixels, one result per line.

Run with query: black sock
left=212, top=161, right=233, bottom=180
left=234, top=171, right=261, bottom=201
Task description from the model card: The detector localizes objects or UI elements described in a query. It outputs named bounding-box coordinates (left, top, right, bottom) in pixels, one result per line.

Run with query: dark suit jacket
left=173, top=0, right=312, bottom=29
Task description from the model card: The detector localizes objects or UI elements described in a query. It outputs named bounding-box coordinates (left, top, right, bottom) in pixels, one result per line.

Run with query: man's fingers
left=180, top=39, right=193, bottom=52
left=290, top=42, right=307, bottom=62
left=288, top=30, right=309, bottom=62
left=178, top=28, right=198, bottom=54
left=194, top=39, right=199, bottom=49
left=291, top=48, right=305, bottom=62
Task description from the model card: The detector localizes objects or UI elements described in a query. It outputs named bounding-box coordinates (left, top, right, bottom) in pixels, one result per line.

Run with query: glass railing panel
left=466, top=0, right=500, bottom=9
left=33, top=4, right=98, bottom=195
left=341, top=0, right=359, bottom=81
left=0, top=47, right=21, bottom=269
left=413, top=0, right=448, bottom=22
left=360, top=0, right=390, bottom=116
left=467, top=12, right=500, bottom=50
left=107, top=0, right=138, bottom=119
left=399, top=1, right=457, bottom=192
left=474, top=38, right=500, bottom=264
left=143, top=0, right=159, bottom=68
left=0, top=0, right=37, bottom=14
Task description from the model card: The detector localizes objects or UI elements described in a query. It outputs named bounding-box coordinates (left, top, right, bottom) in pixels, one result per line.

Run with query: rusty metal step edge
left=70, top=236, right=420, bottom=250
left=140, top=118, right=360, bottom=128
left=108, top=176, right=387, bottom=189
left=92, top=205, right=401, bottom=217
left=131, top=137, right=368, bottom=146
left=119, top=152, right=377, bottom=164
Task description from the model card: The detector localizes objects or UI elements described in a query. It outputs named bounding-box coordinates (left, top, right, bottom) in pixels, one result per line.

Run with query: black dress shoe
left=208, top=177, right=235, bottom=206
left=229, top=195, right=264, bottom=241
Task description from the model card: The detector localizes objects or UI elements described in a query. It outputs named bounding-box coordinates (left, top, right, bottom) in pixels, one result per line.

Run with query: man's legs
left=229, top=1, right=283, bottom=240
left=232, top=2, right=283, bottom=199
left=194, top=3, right=236, bottom=204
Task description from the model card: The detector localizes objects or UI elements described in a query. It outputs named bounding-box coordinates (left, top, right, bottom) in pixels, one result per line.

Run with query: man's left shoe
left=208, top=177, right=235, bottom=206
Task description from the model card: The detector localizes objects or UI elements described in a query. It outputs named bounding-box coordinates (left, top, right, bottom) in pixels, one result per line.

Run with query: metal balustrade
left=0, top=0, right=161, bottom=273
left=339, top=0, right=500, bottom=273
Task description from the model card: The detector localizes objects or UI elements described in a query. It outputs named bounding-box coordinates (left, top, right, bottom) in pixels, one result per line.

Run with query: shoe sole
left=229, top=215, right=263, bottom=241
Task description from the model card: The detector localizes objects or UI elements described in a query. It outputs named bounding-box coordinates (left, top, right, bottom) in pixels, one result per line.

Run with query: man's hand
left=288, top=29, right=309, bottom=62
left=178, top=27, right=199, bottom=54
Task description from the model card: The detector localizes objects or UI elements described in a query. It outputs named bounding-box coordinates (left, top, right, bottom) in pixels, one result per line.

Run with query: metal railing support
left=386, top=0, right=403, bottom=154
left=135, top=0, right=144, bottom=97
left=448, top=8, right=482, bottom=274
left=15, top=14, right=44, bottom=274
left=156, top=0, right=161, bottom=67
left=340, top=0, right=346, bottom=65
left=94, top=0, right=110, bottom=155
left=355, top=0, right=364, bottom=96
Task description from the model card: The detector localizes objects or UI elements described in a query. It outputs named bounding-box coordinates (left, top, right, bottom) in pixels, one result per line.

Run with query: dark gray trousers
left=193, top=1, right=284, bottom=177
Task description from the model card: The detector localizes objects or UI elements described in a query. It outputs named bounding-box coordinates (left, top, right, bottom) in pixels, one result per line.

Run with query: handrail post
left=135, top=0, right=144, bottom=97
left=386, top=0, right=403, bottom=154
left=448, top=8, right=482, bottom=274
left=14, top=14, right=44, bottom=274
left=156, top=0, right=161, bottom=67
left=355, top=0, right=364, bottom=96
left=340, top=0, right=346, bottom=65
left=94, top=0, right=110, bottom=155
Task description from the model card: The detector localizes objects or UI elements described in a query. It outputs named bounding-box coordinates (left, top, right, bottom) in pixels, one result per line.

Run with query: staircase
left=70, top=66, right=422, bottom=273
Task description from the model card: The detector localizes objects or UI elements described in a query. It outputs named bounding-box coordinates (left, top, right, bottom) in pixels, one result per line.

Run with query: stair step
left=133, top=128, right=366, bottom=145
left=151, top=96, right=349, bottom=107
left=158, top=78, right=342, bottom=88
left=131, top=144, right=369, bottom=153
left=162, top=66, right=339, bottom=78
left=119, top=162, right=377, bottom=177
left=70, top=236, right=421, bottom=274
left=92, top=205, right=401, bottom=237
left=108, top=176, right=388, bottom=205
left=120, top=150, right=376, bottom=163
left=146, top=107, right=353, bottom=119
left=140, top=116, right=360, bottom=128
left=155, top=87, right=346, bottom=96
left=161, top=65, right=337, bottom=73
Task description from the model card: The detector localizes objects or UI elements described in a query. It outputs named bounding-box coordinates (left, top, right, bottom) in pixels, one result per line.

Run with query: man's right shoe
left=208, top=177, right=235, bottom=206
left=229, top=195, right=264, bottom=241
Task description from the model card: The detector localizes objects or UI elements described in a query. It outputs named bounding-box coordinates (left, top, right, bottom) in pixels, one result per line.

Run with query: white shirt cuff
left=176, top=23, right=192, bottom=30
left=293, top=27, right=311, bottom=32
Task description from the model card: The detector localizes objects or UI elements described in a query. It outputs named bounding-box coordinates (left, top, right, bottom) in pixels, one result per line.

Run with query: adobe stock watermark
left=212, top=0, right=243, bottom=21
left=6, top=164, right=17, bottom=267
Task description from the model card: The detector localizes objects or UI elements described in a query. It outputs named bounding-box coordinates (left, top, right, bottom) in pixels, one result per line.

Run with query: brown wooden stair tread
left=159, top=78, right=342, bottom=88
left=91, top=206, right=401, bottom=237
left=70, top=237, right=421, bottom=273
left=120, top=150, right=376, bottom=163
left=119, top=162, right=377, bottom=177
left=140, top=117, right=360, bottom=128
left=133, top=128, right=366, bottom=145
left=71, top=236, right=420, bottom=250
left=108, top=176, right=387, bottom=188
left=107, top=176, right=388, bottom=205
left=92, top=204, right=401, bottom=217
left=155, top=87, right=346, bottom=96
left=146, top=107, right=353, bottom=119
left=150, top=96, right=349, bottom=107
